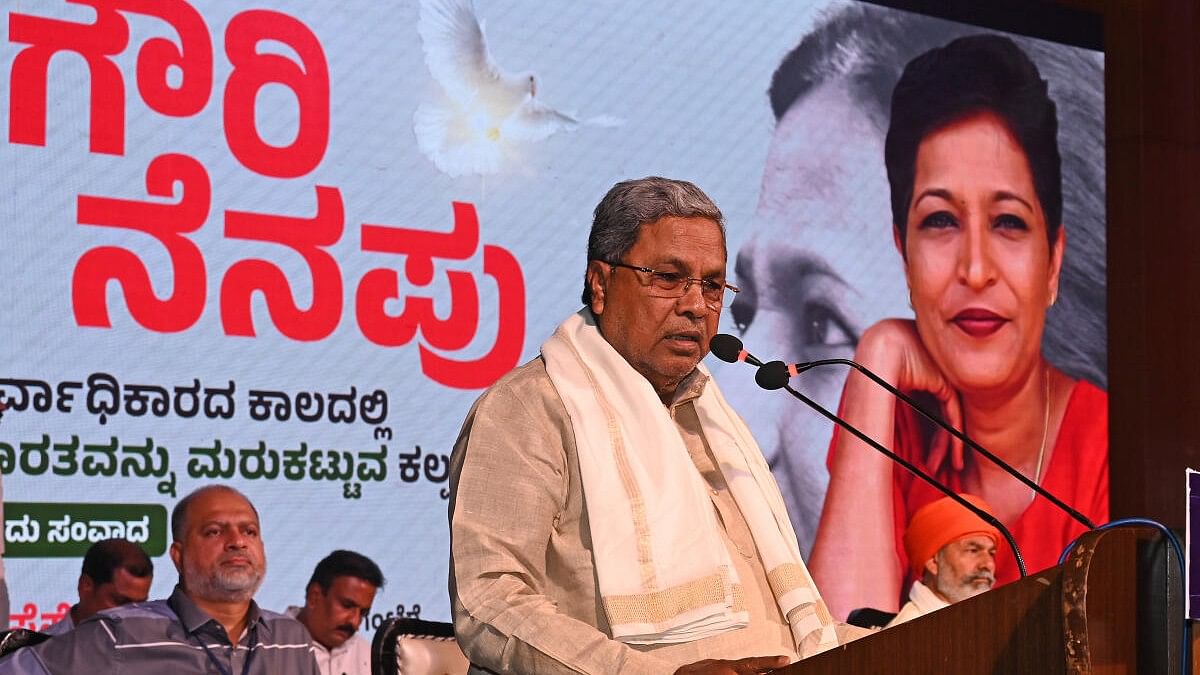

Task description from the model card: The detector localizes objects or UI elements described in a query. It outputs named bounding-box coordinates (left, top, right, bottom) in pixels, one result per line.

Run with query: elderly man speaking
left=449, top=177, right=861, bottom=675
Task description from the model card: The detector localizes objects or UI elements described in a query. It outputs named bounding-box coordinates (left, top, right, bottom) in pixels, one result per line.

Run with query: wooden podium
left=777, top=526, right=1184, bottom=674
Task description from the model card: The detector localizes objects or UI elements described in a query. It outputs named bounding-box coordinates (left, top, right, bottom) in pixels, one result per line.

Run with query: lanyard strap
left=197, top=632, right=255, bottom=675
left=170, top=594, right=257, bottom=675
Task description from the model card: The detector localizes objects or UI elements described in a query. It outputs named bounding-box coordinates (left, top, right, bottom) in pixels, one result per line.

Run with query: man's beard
left=184, top=554, right=266, bottom=603
left=935, top=567, right=995, bottom=605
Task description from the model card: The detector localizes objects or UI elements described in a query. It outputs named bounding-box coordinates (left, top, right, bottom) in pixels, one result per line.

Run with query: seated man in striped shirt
left=1, top=485, right=319, bottom=674
left=43, top=538, right=154, bottom=636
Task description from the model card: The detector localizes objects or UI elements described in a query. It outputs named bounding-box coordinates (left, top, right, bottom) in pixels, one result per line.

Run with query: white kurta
left=886, top=581, right=949, bottom=628
left=286, top=606, right=372, bottom=675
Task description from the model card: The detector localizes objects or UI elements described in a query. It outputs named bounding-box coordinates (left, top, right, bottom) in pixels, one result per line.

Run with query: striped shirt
left=0, top=586, right=318, bottom=675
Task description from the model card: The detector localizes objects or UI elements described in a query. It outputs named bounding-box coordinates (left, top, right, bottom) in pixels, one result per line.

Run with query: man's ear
left=586, top=260, right=609, bottom=315
left=923, top=556, right=939, bottom=578
left=305, top=582, right=322, bottom=607
left=77, top=574, right=93, bottom=599
left=169, top=541, right=183, bottom=575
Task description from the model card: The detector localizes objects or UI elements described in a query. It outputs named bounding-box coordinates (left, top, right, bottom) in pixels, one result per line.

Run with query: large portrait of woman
left=714, top=3, right=1107, bottom=618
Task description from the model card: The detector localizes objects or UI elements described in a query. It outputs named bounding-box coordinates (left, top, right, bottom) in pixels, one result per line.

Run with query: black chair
left=845, top=607, right=897, bottom=629
left=0, top=628, right=51, bottom=657
left=370, top=618, right=469, bottom=675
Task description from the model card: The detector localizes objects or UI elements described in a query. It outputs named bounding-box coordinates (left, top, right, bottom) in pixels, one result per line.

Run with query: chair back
left=370, top=618, right=469, bottom=675
left=845, top=607, right=897, bottom=629
left=0, top=628, right=51, bottom=657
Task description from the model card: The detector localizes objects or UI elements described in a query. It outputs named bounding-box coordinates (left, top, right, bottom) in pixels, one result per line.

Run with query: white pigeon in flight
left=414, top=0, right=621, bottom=177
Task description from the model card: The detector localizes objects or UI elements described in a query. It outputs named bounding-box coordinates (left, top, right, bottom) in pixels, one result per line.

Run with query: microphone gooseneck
left=776, top=357, right=1096, bottom=532
left=769, top=378, right=1028, bottom=578
left=716, top=334, right=1028, bottom=578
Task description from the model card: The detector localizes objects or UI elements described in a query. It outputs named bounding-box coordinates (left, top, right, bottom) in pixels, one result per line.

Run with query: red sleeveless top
left=827, top=380, right=1109, bottom=596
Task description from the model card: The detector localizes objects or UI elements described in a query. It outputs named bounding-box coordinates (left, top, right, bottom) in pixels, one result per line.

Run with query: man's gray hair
left=581, top=176, right=725, bottom=305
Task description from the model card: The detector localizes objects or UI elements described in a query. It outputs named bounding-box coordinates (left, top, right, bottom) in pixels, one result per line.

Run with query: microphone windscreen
left=709, top=334, right=744, bottom=363
left=755, top=361, right=790, bottom=390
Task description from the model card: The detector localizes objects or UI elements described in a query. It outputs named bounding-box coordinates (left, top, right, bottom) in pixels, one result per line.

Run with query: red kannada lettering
left=17, top=4, right=526, bottom=389
left=8, top=603, right=38, bottom=629
left=38, top=602, right=72, bottom=630
left=72, top=153, right=210, bottom=332
left=9, top=0, right=212, bottom=155
left=418, top=244, right=525, bottom=389
left=356, top=202, right=525, bottom=389
left=118, top=0, right=213, bottom=118
left=220, top=187, right=345, bottom=341
left=223, top=9, right=330, bottom=178
left=9, top=2, right=128, bottom=154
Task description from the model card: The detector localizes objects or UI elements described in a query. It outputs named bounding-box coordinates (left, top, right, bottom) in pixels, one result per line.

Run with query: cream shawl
left=541, top=310, right=838, bottom=651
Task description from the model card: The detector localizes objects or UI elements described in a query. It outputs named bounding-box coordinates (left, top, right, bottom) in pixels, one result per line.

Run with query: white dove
left=414, top=0, right=620, bottom=177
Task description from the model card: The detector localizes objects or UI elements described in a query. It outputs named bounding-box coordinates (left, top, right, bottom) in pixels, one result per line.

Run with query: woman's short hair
left=884, top=34, right=1063, bottom=249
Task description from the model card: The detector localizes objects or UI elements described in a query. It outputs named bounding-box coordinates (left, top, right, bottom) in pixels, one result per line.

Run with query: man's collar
left=909, top=579, right=951, bottom=612
left=170, top=585, right=267, bottom=637
left=668, top=368, right=709, bottom=408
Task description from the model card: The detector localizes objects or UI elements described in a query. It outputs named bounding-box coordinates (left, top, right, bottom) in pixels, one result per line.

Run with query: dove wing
left=418, top=0, right=506, bottom=104
left=503, top=98, right=580, bottom=142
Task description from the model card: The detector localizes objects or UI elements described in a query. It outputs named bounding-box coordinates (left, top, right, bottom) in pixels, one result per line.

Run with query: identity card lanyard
left=169, top=595, right=257, bottom=675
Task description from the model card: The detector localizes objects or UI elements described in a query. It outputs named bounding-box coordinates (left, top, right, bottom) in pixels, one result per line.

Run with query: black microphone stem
left=778, top=381, right=1028, bottom=578
left=793, top=358, right=1096, bottom=531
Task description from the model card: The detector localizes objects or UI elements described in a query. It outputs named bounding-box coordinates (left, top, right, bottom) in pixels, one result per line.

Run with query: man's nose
left=225, top=530, right=248, bottom=549
left=675, top=279, right=709, bottom=315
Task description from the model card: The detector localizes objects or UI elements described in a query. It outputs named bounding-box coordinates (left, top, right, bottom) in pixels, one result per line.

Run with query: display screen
left=1, top=0, right=1104, bottom=630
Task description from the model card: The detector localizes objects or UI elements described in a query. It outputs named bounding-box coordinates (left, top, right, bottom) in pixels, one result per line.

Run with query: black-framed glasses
left=605, top=261, right=739, bottom=308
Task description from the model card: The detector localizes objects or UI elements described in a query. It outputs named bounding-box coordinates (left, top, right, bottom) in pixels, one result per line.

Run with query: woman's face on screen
left=713, top=82, right=910, bottom=549
left=902, top=111, right=1063, bottom=397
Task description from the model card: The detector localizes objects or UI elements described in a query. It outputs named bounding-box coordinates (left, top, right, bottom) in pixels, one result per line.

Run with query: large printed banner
left=1, top=0, right=1104, bottom=630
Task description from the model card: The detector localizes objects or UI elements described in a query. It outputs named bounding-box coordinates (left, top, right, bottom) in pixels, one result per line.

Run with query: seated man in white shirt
left=289, top=550, right=384, bottom=675
left=888, top=494, right=999, bottom=627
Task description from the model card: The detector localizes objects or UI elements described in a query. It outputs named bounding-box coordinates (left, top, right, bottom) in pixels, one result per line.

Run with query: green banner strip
left=4, top=502, right=167, bottom=557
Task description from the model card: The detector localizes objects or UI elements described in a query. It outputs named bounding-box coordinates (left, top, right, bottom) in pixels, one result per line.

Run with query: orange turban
left=903, top=494, right=1000, bottom=577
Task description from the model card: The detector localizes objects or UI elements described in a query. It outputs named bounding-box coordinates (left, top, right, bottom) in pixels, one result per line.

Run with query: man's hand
left=674, top=655, right=790, bottom=674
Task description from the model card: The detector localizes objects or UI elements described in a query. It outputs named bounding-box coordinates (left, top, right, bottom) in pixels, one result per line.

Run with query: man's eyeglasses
left=605, top=261, right=739, bottom=308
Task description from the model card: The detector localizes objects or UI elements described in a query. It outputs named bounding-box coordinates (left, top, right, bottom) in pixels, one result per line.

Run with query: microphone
left=710, top=334, right=1029, bottom=577
left=755, top=355, right=1095, bottom=531
left=710, top=333, right=764, bottom=367
left=756, top=360, right=814, bottom=390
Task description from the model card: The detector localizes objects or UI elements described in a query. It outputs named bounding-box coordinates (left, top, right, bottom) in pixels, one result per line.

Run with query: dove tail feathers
left=414, top=101, right=504, bottom=177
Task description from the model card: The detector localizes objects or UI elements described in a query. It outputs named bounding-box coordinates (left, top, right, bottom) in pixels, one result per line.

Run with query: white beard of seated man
left=888, top=494, right=999, bottom=628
